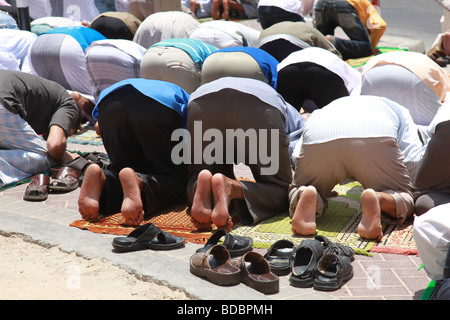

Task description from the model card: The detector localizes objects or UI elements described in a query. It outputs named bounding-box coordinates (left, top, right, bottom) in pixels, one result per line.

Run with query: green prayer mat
left=230, top=181, right=375, bottom=256
left=67, top=127, right=103, bottom=146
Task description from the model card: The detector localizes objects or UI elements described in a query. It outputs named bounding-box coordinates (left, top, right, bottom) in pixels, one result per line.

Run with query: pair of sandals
left=264, top=235, right=354, bottom=291
left=190, top=229, right=279, bottom=294
left=112, top=223, right=185, bottom=252
left=23, top=166, right=81, bottom=201
left=23, top=152, right=111, bottom=202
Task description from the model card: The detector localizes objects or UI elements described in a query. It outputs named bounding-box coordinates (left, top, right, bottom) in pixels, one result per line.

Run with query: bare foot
left=191, top=170, right=213, bottom=230
left=443, top=32, right=450, bottom=56
left=358, top=188, right=383, bottom=241
left=291, top=186, right=317, bottom=236
left=222, top=0, right=230, bottom=20
left=119, top=168, right=145, bottom=227
left=78, top=164, right=105, bottom=221
left=210, top=173, right=243, bottom=231
left=211, top=0, right=221, bottom=19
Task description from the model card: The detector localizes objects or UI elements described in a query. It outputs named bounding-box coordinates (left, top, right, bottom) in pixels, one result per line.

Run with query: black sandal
left=314, top=253, right=354, bottom=291
left=112, top=223, right=185, bottom=252
left=315, top=235, right=355, bottom=261
left=264, top=239, right=295, bottom=276
left=289, top=238, right=324, bottom=288
left=196, top=229, right=253, bottom=257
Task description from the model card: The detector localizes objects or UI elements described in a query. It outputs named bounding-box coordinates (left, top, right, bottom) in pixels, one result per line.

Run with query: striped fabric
left=86, top=39, right=146, bottom=101
left=295, top=95, right=426, bottom=181
left=189, top=20, right=261, bottom=49
left=29, top=31, right=97, bottom=98
left=0, top=103, right=52, bottom=187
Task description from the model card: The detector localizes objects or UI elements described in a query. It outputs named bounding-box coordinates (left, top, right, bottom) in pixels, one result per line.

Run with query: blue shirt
left=92, top=78, right=190, bottom=124
left=212, top=47, right=279, bottom=89
left=43, top=26, right=106, bottom=52
left=149, top=38, right=217, bottom=67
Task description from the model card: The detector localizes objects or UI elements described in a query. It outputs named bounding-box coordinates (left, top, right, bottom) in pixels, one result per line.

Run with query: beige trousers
left=289, top=137, right=414, bottom=225
left=140, top=46, right=201, bottom=94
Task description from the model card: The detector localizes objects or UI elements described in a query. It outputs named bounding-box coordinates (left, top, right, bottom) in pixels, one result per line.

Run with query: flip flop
left=112, top=223, right=185, bottom=252
left=23, top=174, right=50, bottom=201
left=49, top=166, right=80, bottom=192
left=196, top=229, right=253, bottom=257
left=231, top=251, right=279, bottom=294
left=190, top=244, right=242, bottom=286
left=264, top=239, right=295, bottom=276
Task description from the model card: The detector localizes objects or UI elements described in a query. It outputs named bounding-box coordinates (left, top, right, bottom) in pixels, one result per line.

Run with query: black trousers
left=277, top=62, right=349, bottom=113
left=97, top=85, right=187, bottom=216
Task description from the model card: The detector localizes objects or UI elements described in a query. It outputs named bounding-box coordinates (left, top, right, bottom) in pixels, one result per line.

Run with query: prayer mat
left=67, top=127, right=103, bottom=146
left=69, top=181, right=418, bottom=255
left=346, top=47, right=408, bottom=68
left=69, top=205, right=213, bottom=245
left=230, top=181, right=418, bottom=256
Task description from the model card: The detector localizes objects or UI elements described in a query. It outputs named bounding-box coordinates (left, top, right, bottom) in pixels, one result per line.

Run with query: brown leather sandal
left=49, top=167, right=80, bottom=192
left=190, top=244, right=241, bottom=286
left=23, top=174, right=50, bottom=201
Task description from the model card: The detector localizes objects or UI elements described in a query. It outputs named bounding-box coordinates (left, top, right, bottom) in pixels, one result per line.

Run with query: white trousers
left=413, top=203, right=450, bottom=280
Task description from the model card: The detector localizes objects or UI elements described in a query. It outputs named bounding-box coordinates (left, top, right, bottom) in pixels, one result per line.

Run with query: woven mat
left=231, top=181, right=417, bottom=256
left=70, top=205, right=213, bottom=245
left=67, top=128, right=103, bottom=146
left=69, top=181, right=418, bottom=256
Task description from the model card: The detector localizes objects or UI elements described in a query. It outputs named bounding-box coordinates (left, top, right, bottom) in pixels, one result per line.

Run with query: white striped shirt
left=296, top=95, right=426, bottom=180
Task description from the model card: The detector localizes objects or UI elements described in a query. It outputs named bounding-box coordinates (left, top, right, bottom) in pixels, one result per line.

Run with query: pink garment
left=0, top=0, right=11, bottom=6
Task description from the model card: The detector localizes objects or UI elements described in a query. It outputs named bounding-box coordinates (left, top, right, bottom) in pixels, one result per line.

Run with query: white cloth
left=0, top=29, right=37, bottom=73
left=30, top=16, right=82, bottom=29
left=28, top=0, right=127, bottom=22
left=189, top=20, right=260, bottom=49
left=28, top=0, right=100, bottom=22
left=278, top=47, right=362, bottom=95
left=413, top=203, right=450, bottom=280
left=86, top=39, right=146, bottom=101
left=258, top=0, right=314, bottom=17
left=362, top=64, right=442, bottom=125
left=133, top=11, right=199, bottom=48
left=181, top=0, right=213, bottom=18
left=293, top=95, right=426, bottom=181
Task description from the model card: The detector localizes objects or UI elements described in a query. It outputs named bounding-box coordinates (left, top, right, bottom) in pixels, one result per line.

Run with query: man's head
left=70, top=91, right=96, bottom=128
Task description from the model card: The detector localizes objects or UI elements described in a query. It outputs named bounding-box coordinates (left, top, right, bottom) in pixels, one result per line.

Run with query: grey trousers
left=186, top=88, right=293, bottom=225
